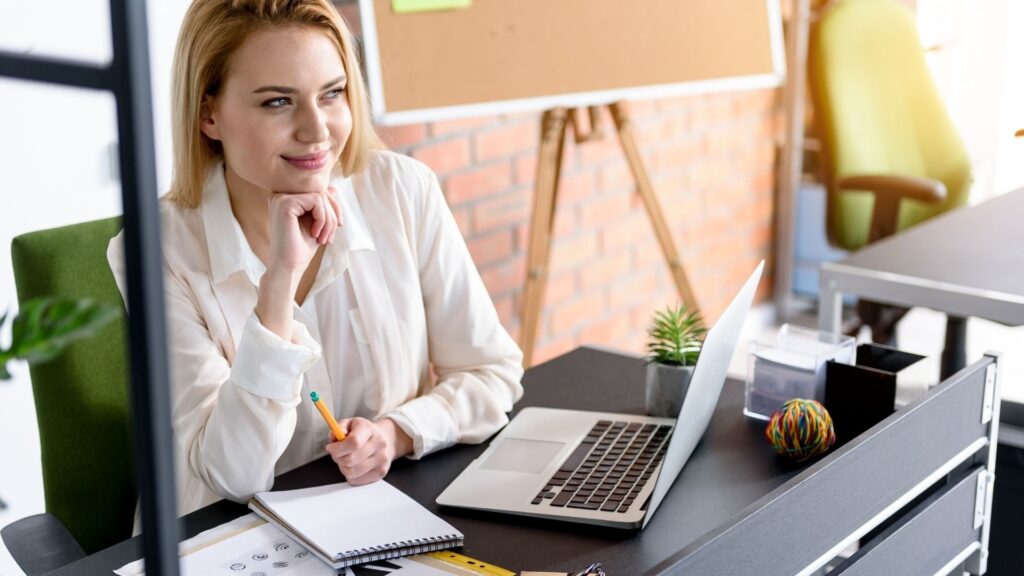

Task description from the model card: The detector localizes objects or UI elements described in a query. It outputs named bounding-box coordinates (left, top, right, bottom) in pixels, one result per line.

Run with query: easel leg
left=609, top=102, right=699, bottom=311
left=520, top=108, right=569, bottom=367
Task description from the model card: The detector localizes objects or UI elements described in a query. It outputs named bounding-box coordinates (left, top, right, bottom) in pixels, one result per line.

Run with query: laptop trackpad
left=479, top=438, right=566, bottom=474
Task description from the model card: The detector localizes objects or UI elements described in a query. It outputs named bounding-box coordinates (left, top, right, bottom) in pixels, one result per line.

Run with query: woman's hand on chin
left=267, top=186, right=342, bottom=273
left=254, top=186, right=341, bottom=340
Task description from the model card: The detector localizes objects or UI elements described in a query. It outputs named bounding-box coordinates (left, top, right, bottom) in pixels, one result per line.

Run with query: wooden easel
left=520, top=102, right=699, bottom=367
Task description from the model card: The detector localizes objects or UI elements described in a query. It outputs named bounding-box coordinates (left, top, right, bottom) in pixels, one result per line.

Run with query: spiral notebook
left=249, top=480, right=463, bottom=571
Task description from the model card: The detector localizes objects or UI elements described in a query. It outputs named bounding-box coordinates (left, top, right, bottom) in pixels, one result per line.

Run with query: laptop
left=436, top=261, right=764, bottom=529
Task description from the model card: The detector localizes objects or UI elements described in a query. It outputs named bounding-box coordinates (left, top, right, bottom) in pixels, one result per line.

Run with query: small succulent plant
left=646, top=303, right=706, bottom=367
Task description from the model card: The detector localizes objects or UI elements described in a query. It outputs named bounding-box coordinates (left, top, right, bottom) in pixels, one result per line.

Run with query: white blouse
left=107, top=150, right=524, bottom=519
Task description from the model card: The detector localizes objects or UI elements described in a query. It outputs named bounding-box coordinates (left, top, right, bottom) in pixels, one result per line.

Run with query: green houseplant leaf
left=0, top=297, right=120, bottom=380
left=645, top=303, right=706, bottom=367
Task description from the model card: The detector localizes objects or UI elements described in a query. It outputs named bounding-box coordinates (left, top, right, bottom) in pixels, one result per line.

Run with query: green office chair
left=2, top=218, right=135, bottom=575
left=808, top=0, right=971, bottom=353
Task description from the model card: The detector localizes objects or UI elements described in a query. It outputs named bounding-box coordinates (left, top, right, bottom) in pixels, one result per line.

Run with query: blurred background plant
left=0, top=297, right=119, bottom=381
left=0, top=297, right=118, bottom=509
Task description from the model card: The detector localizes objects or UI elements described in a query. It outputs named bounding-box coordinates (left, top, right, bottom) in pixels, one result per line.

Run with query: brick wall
left=339, top=5, right=781, bottom=366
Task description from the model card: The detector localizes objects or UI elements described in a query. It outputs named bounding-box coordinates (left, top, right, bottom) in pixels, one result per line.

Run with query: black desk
left=52, top=347, right=797, bottom=574
left=51, top=346, right=1000, bottom=575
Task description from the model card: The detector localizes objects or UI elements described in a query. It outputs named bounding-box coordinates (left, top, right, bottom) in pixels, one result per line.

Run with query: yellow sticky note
left=392, top=0, right=472, bottom=14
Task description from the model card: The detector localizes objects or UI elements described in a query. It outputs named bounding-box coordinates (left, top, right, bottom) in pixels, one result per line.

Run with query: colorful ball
left=765, top=399, right=836, bottom=462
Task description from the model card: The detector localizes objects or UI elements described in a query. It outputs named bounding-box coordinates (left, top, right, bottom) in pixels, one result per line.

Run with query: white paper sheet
left=114, top=519, right=332, bottom=576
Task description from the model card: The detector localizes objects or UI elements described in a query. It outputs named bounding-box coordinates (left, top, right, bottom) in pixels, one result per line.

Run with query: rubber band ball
left=765, top=398, right=836, bottom=462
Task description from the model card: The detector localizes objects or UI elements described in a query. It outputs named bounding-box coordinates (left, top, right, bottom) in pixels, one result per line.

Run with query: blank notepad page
left=254, top=480, right=462, bottom=560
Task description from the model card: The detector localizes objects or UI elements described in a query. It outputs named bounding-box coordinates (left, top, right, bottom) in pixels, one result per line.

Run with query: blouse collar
left=200, top=162, right=375, bottom=288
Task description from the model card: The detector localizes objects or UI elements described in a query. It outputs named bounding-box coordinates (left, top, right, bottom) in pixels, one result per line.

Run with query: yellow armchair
left=808, top=0, right=971, bottom=340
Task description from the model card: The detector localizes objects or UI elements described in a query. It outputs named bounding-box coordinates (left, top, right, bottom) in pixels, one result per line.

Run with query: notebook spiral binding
left=336, top=533, right=464, bottom=566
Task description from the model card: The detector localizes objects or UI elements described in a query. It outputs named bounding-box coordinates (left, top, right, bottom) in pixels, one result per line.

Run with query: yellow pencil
left=310, top=391, right=347, bottom=442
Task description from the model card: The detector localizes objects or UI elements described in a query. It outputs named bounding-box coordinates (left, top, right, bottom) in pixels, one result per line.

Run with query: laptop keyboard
left=530, top=420, right=672, bottom=513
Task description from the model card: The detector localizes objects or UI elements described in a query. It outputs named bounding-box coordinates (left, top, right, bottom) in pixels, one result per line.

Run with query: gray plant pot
left=645, top=362, right=695, bottom=417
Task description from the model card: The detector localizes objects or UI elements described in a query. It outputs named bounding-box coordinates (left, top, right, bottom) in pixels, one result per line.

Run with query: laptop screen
left=642, top=261, right=764, bottom=527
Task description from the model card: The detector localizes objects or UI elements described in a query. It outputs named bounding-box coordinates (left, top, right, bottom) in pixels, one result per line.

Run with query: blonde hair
left=166, top=0, right=381, bottom=207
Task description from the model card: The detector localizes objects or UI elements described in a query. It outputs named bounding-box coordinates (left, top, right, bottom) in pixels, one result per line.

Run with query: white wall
left=0, top=1, right=188, bottom=574
left=918, top=0, right=1024, bottom=200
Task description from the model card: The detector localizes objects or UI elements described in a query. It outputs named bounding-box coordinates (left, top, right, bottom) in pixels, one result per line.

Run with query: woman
left=107, top=0, right=523, bottom=523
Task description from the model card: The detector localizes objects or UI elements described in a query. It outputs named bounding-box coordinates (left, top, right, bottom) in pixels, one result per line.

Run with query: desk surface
left=839, top=188, right=1024, bottom=298
left=52, top=347, right=801, bottom=575
left=824, top=189, right=1024, bottom=324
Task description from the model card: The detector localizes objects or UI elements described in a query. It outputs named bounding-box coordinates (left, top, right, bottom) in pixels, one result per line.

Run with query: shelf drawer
left=835, top=467, right=984, bottom=575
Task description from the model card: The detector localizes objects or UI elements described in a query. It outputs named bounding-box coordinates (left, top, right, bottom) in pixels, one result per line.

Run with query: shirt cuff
left=231, top=312, right=322, bottom=402
left=382, top=395, right=458, bottom=459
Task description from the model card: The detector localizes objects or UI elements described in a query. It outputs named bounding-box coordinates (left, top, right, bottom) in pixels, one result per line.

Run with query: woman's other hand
left=325, top=417, right=414, bottom=485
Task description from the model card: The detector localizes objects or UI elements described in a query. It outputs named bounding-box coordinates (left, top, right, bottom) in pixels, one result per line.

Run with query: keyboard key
left=567, top=501, right=601, bottom=510
left=550, top=492, right=573, bottom=507
left=559, top=441, right=594, bottom=473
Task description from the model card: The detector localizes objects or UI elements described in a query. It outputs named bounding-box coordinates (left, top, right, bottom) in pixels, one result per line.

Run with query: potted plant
left=645, top=303, right=706, bottom=417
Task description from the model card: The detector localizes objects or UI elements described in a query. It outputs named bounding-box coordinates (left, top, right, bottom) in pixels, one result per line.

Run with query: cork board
left=359, top=0, right=785, bottom=124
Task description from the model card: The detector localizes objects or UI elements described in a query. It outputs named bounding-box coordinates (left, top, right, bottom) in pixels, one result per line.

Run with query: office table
left=49, top=347, right=1000, bottom=575
left=817, top=188, right=1024, bottom=375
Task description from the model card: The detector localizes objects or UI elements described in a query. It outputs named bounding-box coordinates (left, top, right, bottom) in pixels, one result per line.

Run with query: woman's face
left=201, top=25, right=352, bottom=195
